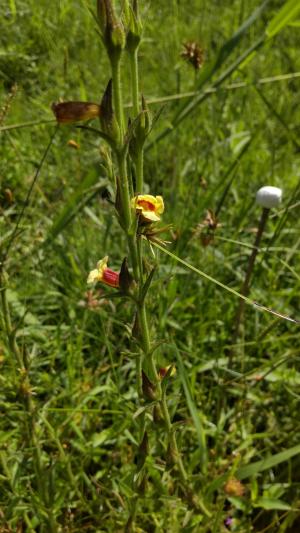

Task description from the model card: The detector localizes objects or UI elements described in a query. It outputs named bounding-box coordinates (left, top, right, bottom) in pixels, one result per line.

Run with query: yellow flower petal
left=87, top=256, right=109, bottom=284
left=96, top=256, right=109, bottom=278
left=141, top=211, right=161, bottom=222
left=87, top=269, right=100, bottom=284
left=131, top=195, right=164, bottom=222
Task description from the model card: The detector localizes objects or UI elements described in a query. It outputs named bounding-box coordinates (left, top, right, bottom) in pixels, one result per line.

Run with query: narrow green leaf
left=141, top=267, right=156, bottom=302
left=266, top=0, right=300, bottom=37
left=152, top=242, right=300, bottom=325
left=92, top=429, right=113, bottom=447
left=172, top=344, right=208, bottom=470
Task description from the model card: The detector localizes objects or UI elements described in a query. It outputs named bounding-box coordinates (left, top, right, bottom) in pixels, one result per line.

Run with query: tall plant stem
left=130, top=48, right=140, bottom=118
left=0, top=270, right=23, bottom=370
left=111, top=54, right=125, bottom=140
left=135, top=150, right=143, bottom=194
left=129, top=47, right=144, bottom=193
left=233, top=207, right=270, bottom=346
left=110, top=38, right=209, bottom=526
left=117, top=152, right=133, bottom=236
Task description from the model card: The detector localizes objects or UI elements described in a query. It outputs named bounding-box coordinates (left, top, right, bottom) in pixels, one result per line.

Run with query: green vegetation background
left=1, top=0, right=300, bottom=531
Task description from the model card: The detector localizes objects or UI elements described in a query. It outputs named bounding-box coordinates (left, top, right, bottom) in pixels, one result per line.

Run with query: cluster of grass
left=1, top=0, right=300, bottom=531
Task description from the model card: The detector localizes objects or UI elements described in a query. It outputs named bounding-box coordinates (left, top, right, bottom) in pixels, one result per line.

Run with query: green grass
left=1, top=0, right=300, bottom=531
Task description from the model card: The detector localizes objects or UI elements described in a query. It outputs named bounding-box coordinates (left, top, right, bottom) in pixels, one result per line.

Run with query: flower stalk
left=232, top=186, right=282, bottom=350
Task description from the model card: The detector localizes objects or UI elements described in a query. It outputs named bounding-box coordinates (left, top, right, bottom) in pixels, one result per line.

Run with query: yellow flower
left=52, top=101, right=101, bottom=124
left=131, top=195, right=164, bottom=222
left=87, top=256, right=119, bottom=288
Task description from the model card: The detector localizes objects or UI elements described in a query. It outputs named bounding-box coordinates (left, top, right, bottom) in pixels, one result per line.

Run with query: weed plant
left=1, top=1, right=300, bottom=532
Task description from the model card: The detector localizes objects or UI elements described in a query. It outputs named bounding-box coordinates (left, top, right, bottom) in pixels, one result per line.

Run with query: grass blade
left=171, top=343, right=208, bottom=471
left=266, top=0, right=300, bottom=37
left=44, top=171, right=109, bottom=245
left=151, top=242, right=300, bottom=325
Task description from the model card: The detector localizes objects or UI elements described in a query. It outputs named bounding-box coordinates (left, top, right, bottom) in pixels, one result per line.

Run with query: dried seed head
left=181, top=41, right=205, bottom=70
left=195, top=209, right=221, bottom=247
left=256, top=186, right=282, bottom=209
left=224, top=477, right=245, bottom=497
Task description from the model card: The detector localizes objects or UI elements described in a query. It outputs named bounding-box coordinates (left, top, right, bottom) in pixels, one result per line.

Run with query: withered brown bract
left=51, top=101, right=101, bottom=123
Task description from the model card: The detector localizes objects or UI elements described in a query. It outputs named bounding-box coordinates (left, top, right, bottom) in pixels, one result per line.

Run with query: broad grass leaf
left=92, top=428, right=114, bottom=447
left=254, top=497, right=292, bottom=511
left=207, top=444, right=300, bottom=496
left=237, top=444, right=300, bottom=480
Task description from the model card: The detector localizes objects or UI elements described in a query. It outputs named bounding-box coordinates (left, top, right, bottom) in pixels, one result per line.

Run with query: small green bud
left=97, top=0, right=126, bottom=57
left=136, top=472, right=148, bottom=495
left=111, top=22, right=126, bottom=50
left=100, top=79, right=120, bottom=143
left=132, top=312, right=140, bottom=341
left=115, top=176, right=126, bottom=228
left=136, top=431, right=148, bottom=469
left=119, top=257, right=136, bottom=295
left=129, top=96, right=152, bottom=159
left=166, top=441, right=178, bottom=468
left=142, top=371, right=157, bottom=401
left=153, top=404, right=165, bottom=426
left=125, top=3, right=143, bottom=53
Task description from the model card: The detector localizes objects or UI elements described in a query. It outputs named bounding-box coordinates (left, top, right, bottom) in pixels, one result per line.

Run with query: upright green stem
left=0, top=273, right=23, bottom=370
left=111, top=54, right=124, bottom=140
left=232, top=207, right=270, bottom=347
left=130, top=48, right=140, bottom=118
left=129, top=47, right=144, bottom=194
left=117, top=152, right=133, bottom=234
left=135, top=150, right=143, bottom=194
left=108, top=30, right=210, bottom=526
